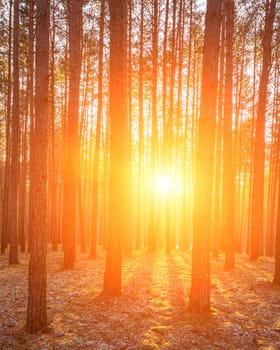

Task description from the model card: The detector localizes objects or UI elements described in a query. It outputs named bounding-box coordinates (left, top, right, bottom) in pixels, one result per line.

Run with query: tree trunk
left=136, top=0, right=145, bottom=249
left=212, top=10, right=225, bottom=257
left=273, top=117, right=280, bottom=284
left=103, top=0, right=128, bottom=296
left=62, top=0, right=83, bottom=269
left=26, top=0, right=50, bottom=334
left=1, top=0, right=12, bottom=255
left=189, top=0, right=222, bottom=313
left=181, top=0, right=193, bottom=251
left=9, top=0, right=20, bottom=264
left=222, top=0, right=235, bottom=269
left=28, top=0, right=35, bottom=253
left=90, top=0, right=105, bottom=259
left=250, top=0, right=276, bottom=260
left=49, top=0, right=59, bottom=252
left=148, top=0, right=159, bottom=252
left=18, top=117, right=27, bottom=253
left=165, top=0, right=177, bottom=254
left=265, top=46, right=279, bottom=256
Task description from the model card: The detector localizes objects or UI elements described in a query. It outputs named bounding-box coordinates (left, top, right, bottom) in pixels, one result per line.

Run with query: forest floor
left=1, top=248, right=280, bottom=350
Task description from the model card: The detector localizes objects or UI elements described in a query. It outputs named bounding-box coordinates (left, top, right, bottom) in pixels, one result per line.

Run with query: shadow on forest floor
left=1, top=249, right=280, bottom=349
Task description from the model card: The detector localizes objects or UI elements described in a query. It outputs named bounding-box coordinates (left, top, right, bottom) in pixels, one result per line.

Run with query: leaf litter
left=1, top=249, right=280, bottom=349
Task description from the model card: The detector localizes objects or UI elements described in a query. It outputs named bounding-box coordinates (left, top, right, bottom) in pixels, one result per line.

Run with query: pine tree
left=103, top=0, right=128, bottom=296
left=26, top=0, right=50, bottom=334
left=62, top=0, right=83, bottom=269
left=250, top=0, right=276, bottom=260
left=9, top=0, right=20, bottom=265
left=189, top=0, right=222, bottom=313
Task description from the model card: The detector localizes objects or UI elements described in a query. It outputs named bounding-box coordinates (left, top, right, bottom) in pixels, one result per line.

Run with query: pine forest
left=0, top=0, right=280, bottom=348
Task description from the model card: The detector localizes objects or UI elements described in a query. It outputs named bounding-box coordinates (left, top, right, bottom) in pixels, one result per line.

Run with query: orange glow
left=154, top=173, right=173, bottom=194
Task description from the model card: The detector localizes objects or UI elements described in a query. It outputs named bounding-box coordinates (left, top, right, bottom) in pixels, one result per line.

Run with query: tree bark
left=1, top=0, right=13, bottom=255
left=49, top=0, right=59, bottom=252
left=136, top=0, right=145, bottom=249
left=27, top=0, right=35, bottom=253
left=250, top=0, right=276, bottom=260
left=9, top=0, right=20, bottom=264
left=273, top=117, right=280, bottom=284
left=103, top=0, right=128, bottom=296
left=90, top=0, right=105, bottom=259
left=62, top=0, right=83, bottom=269
left=26, top=0, right=50, bottom=334
left=222, top=0, right=235, bottom=269
left=148, top=0, right=159, bottom=252
left=189, top=0, right=222, bottom=313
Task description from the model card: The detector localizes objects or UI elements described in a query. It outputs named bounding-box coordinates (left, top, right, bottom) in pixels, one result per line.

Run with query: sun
left=154, top=173, right=173, bottom=194
left=145, top=170, right=185, bottom=197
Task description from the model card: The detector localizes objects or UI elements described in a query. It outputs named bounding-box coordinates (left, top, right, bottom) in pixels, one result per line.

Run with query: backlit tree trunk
left=62, top=0, right=83, bottom=269
left=273, top=93, right=280, bottom=283
left=222, top=0, right=235, bottom=269
left=148, top=0, right=159, bottom=252
left=18, top=118, right=27, bottom=253
left=212, top=11, right=225, bottom=257
left=250, top=0, right=276, bottom=260
left=103, top=0, right=128, bottom=296
left=49, top=0, right=59, bottom=252
left=90, top=0, right=105, bottom=259
left=165, top=0, right=177, bottom=254
left=136, top=0, right=145, bottom=249
left=9, top=0, right=20, bottom=264
left=189, top=0, right=222, bottom=313
left=1, top=0, right=12, bottom=254
left=26, top=0, right=50, bottom=334
left=27, top=0, right=35, bottom=252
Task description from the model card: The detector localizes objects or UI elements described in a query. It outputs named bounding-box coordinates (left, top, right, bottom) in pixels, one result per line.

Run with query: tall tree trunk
left=18, top=116, right=27, bottom=253
left=103, top=0, right=128, bottom=296
left=189, top=0, right=222, bottom=313
left=273, top=110, right=280, bottom=284
left=165, top=0, right=177, bottom=254
left=176, top=0, right=185, bottom=250
left=1, top=0, right=13, bottom=254
left=124, top=0, right=133, bottom=254
left=162, top=0, right=169, bottom=133
left=136, top=0, right=145, bottom=249
left=90, top=0, right=105, bottom=259
left=62, top=0, right=83, bottom=269
left=247, top=23, right=258, bottom=255
left=266, top=71, right=278, bottom=256
left=212, top=10, right=225, bottom=257
left=181, top=0, right=193, bottom=251
left=250, top=0, right=276, bottom=260
left=9, top=0, right=20, bottom=264
left=49, top=0, right=58, bottom=251
left=28, top=0, right=35, bottom=252
left=148, top=0, right=159, bottom=252
left=26, top=0, right=50, bottom=334
left=222, top=0, right=235, bottom=269
left=233, top=33, right=245, bottom=249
